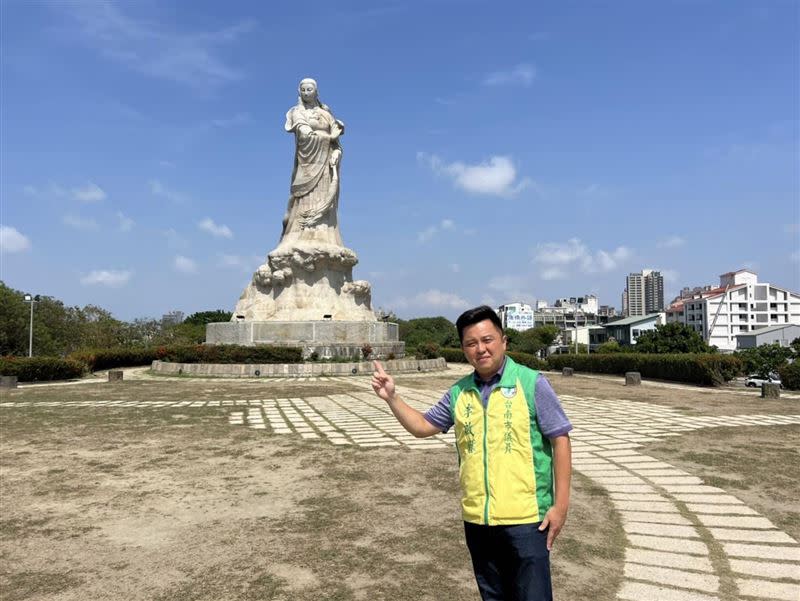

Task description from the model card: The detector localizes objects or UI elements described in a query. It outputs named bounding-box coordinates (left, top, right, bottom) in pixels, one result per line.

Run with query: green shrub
left=69, top=344, right=303, bottom=371
left=415, top=342, right=441, bottom=360
left=0, top=356, right=86, bottom=382
left=507, top=352, right=549, bottom=371
left=69, top=347, right=160, bottom=371
left=547, top=353, right=742, bottom=386
left=778, top=362, right=800, bottom=390
left=596, top=340, right=621, bottom=353
left=440, top=347, right=468, bottom=363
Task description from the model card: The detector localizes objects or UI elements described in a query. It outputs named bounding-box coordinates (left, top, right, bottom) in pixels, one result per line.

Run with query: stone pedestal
left=625, top=372, right=642, bottom=386
left=562, top=367, right=574, bottom=377
left=0, top=376, right=18, bottom=389
left=108, top=370, right=124, bottom=382
left=206, top=320, right=404, bottom=360
left=761, top=383, right=780, bottom=398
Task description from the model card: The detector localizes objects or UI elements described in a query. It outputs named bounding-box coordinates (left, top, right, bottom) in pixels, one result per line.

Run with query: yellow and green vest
left=449, top=357, right=553, bottom=525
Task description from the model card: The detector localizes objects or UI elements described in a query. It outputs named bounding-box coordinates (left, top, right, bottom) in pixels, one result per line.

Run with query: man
left=371, top=305, right=572, bottom=601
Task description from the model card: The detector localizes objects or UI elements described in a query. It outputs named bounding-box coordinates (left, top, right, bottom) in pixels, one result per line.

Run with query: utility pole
left=23, top=294, right=39, bottom=357
left=574, top=304, right=579, bottom=354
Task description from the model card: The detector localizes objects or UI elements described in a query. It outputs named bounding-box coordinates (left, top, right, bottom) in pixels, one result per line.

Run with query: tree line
left=0, top=281, right=230, bottom=357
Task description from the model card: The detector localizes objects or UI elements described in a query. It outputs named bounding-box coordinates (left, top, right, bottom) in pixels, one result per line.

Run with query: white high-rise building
left=666, top=269, right=800, bottom=351
left=625, top=269, right=664, bottom=316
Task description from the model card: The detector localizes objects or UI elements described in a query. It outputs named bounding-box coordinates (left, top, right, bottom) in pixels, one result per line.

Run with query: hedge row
left=507, top=351, right=549, bottom=371
left=69, top=344, right=304, bottom=371
left=439, top=348, right=548, bottom=371
left=0, top=356, right=86, bottom=382
left=778, top=362, right=800, bottom=390
left=547, top=353, right=742, bottom=386
left=440, top=347, right=468, bottom=363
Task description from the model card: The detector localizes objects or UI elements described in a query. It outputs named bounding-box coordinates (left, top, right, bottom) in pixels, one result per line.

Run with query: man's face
left=461, top=319, right=507, bottom=380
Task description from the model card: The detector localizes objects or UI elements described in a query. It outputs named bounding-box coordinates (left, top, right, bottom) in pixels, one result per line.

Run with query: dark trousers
left=464, top=521, right=552, bottom=601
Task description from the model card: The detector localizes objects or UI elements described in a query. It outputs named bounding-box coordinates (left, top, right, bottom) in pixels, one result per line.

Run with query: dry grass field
left=1, top=370, right=797, bottom=600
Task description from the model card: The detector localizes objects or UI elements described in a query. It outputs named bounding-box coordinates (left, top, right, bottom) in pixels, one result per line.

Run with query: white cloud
left=72, top=181, right=106, bottom=203
left=655, top=268, right=680, bottom=282
left=657, top=235, right=686, bottom=249
left=23, top=185, right=37, bottom=196
left=417, top=226, right=438, bottom=243
left=417, top=218, right=457, bottom=243
left=488, top=275, right=532, bottom=302
left=198, top=217, right=233, bottom=239
left=63, top=3, right=256, bottom=88
left=483, top=63, right=537, bottom=87
left=218, top=254, right=243, bottom=268
left=159, top=160, right=175, bottom=168
left=451, top=263, right=461, bottom=273
left=394, top=289, right=470, bottom=311
left=174, top=255, right=198, bottom=274
left=149, top=180, right=187, bottom=204
left=63, top=215, right=99, bottom=230
left=211, top=112, right=252, bottom=127
left=116, top=211, right=134, bottom=232
left=418, top=152, right=531, bottom=197
left=80, top=269, right=132, bottom=287
left=532, top=238, right=633, bottom=277
left=0, top=226, right=31, bottom=253
left=217, top=253, right=255, bottom=272
left=540, top=267, right=568, bottom=281
left=578, top=183, right=614, bottom=198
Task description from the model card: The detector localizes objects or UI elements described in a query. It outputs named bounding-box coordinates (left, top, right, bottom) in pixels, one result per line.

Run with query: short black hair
left=456, top=305, right=504, bottom=343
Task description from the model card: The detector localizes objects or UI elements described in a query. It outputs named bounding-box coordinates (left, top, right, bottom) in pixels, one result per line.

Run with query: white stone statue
left=233, top=78, right=375, bottom=322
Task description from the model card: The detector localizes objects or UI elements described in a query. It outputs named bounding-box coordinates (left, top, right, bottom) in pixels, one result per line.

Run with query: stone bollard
left=562, top=367, right=574, bottom=377
left=0, top=375, right=18, bottom=389
left=625, top=372, right=642, bottom=386
left=108, top=370, right=124, bottom=382
left=761, top=383, right=780, bottom=399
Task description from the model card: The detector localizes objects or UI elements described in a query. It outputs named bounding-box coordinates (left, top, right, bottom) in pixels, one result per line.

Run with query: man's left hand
left=538, top=505, right=567, bottom=551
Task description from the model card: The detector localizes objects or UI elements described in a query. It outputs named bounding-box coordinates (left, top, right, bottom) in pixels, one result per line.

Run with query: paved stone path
left=3, top=375, right=799, bottom=600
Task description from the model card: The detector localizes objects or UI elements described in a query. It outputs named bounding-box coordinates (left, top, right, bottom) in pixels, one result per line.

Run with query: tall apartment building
left=624, top=269, right=664, bottom=316
left=665, top=269, right=800, bottom=351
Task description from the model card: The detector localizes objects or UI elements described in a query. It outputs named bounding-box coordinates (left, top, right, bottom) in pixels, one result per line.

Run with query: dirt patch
left=3, top=379, right=361, bottom=405
left=4, top=371, right=795, bottom=600
left=0, top=392, right=625, bottom=600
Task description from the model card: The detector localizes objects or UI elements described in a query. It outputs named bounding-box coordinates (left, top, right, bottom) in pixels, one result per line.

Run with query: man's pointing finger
left=372, top=360, right=387, bottom=376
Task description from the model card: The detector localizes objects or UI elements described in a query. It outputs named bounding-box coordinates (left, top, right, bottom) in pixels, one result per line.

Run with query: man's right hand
left=371, top=360, right=396, bottom=402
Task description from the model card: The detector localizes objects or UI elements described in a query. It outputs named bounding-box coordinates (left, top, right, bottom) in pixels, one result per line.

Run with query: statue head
left=298, top=78, right=319, bottom=106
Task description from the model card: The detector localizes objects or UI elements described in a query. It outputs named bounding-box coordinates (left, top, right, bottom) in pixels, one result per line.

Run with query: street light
left=23, top=294, right=39, bottom=357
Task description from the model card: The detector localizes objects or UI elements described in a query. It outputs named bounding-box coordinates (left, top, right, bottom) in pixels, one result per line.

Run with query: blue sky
left=1, top=0, right=798, bottom=321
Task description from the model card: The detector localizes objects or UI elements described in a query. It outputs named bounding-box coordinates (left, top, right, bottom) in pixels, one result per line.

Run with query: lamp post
left=23, top=294, right=39, bottom=357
